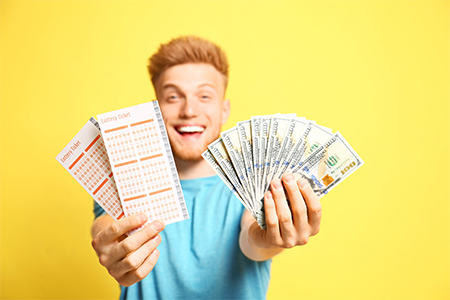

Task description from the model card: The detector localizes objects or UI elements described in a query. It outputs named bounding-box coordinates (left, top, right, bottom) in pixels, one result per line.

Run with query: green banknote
left=292, top=132, right=364, bottom=198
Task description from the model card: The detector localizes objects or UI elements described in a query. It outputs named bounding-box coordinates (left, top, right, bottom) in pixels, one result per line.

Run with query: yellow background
left=1, top=1, right=449, bottom=299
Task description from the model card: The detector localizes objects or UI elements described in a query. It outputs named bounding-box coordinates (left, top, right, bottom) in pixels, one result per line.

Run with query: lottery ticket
left=97, top=101, right=188, bottom=227
left=56, top=118, right=124, bottom=221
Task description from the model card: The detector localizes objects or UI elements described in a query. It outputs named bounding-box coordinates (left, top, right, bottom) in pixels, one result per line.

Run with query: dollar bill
left=236, top=120, right=258, bottom=208
left=284, top=122, right=334, bottom=173
left=204, top=114, right=363, bottom=231
left=258, top=115, right=274, bottom=201
left=293, top=132, right=364, bottom=197
left=208, top=137, right=254, bottom=214
left=272, top=117, right=308, bottom=180
left=202, top=149, right=254, bottom=216
left=276, top=120, right=312, bottom=177
left=221, top=127, right=255, bottom=206
left=257, top=114, right=278, bottom=201
left=251, top=116, right=261, bottom=199
left=261, top=114, right=296, bottom=192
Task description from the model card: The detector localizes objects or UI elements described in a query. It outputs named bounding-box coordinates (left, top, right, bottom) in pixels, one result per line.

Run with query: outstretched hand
left=91, top=213, right=164, bottom=287
left=248, top=173, right=322, bottom=250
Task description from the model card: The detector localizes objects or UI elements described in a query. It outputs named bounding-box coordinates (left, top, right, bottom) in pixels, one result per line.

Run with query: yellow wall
left=1, top=1, right=448, bottom=299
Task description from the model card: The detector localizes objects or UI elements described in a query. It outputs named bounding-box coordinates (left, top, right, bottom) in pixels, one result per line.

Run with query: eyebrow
left=162, top=83, right=180, bottom=90
left=162, top=83, right=216, bottom=90
left=197, top=83, right=216, bottom=89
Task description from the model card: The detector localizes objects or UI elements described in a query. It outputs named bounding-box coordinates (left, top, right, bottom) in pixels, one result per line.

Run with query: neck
left=174, top=156, right=216, bottom=180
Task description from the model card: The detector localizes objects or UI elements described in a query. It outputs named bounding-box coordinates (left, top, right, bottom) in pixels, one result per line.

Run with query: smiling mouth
left=175, top=125, right=205, bottom=136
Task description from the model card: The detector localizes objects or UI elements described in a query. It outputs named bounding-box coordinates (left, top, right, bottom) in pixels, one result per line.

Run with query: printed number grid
left=116, top=164, right=145, bottom=199
left=141, top=156, right=171, bottom=191
left=103, top=119, right=183, bottom=224
left=105, top=120, right=162, bottom=165
left=105, top=131, right=136, bottom=164
left=132, top=121, right=162, bottom=156
left=124, top=191, right=181, bottom=223
left=96, top=180, right=123, bottom=219
left=73, top=143, right=110, bottom=192
left=115, top=156, right=171, bottom=199
left=70, top=135, right=124, bottom=220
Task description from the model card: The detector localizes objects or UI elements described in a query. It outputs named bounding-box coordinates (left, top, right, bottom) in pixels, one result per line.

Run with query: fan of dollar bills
left=201, top=114, right=364, bottom=229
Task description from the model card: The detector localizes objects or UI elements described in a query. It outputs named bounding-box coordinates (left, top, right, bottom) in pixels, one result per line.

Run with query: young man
left=91, top=36, right=322, bottom=299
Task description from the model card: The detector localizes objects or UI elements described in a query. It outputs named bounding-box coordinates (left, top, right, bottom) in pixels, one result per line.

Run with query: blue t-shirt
left=94, top=175, right=272, bottom=299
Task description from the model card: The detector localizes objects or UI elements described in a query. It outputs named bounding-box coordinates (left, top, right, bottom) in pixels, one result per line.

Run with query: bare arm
left=239, top=173, right=322, bottom=261
left=91, top=213, right=165, bottom=287
left=239, top=210, right=284, bottom=261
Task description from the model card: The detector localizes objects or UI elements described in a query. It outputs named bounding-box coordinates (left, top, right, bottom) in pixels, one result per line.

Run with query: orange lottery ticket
left=97, top=101, right=189, bottom=226
left=56, top=118, right=124, bottom=221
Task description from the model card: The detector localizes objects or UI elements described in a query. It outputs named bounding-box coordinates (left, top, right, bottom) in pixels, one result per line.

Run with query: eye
left=166, top=94, right=180, bottom=102
left=200, top=94, right=211, bottom=101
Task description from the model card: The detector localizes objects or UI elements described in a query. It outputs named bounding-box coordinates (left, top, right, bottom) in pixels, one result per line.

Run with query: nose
left=179, top=96, right=199, bottom=119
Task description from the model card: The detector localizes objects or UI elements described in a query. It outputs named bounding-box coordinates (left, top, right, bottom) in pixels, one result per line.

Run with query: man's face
left=155, top=63, right=230, bottom=161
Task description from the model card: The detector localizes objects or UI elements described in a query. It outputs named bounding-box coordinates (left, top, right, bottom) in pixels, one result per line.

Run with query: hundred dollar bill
left=221, top=127, right=255, bottom=205
left=285, top=122, right=333, bottom=173
left=237, top=120, right=257, bottom=208
left=251, top=114, right=282, bottom=199
left=258, top=114, right=275, bottom=201
left=251, top=116, right=261, bottom=199
left=276, top=120, right=313, bottom=177
left=293, top=132, right=364, bottom=198
left=208, top=137, right=254, bottom=214
left=262, top=114, right=296, bottom=192
left=272, top=117, right=309, bottom=180
left=202, top=149, right=254, bottom=215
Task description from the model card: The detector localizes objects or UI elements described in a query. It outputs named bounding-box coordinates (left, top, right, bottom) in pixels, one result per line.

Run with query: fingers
left=91, top=214, right=165, bottom=287
left=298, top=179, right=322, bottom=235
left=101, top=213, right=149, bottom=243
left=120, top=248, right=160, bottom=287
left=91, top=213, right=150, bottom=268
left=112, top=220, right=165, bottom=260
left=263, top=191, right=280, bottom=239
left=270, top=178, right=295, bottom=238
left=259, top=175, right=322, bottom=250
left=282, top=173, right=309, bottom=235
left=116, top=233, right=162, bottom=274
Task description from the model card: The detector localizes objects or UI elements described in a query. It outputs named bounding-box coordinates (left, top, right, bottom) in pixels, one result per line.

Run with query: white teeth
left=177, top=126, right=205, bottom=133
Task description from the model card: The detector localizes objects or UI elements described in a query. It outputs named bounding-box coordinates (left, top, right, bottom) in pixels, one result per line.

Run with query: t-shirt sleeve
left=93, top=200, right=106, bottom=219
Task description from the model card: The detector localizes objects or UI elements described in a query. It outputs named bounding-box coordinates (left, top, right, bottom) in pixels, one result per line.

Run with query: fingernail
left=152, top=220, right=163, bottom=232
left=265, top=191, right=273, bottom=200
left=151, top=248, right=160, bottom=257
left=299, top=179, right=309, bottom=189
left=153, top=234, right=160, bottom=244
left=285, top=174, right=294, bottom=183
left=273, top=180, right=282, bottom=190
left=138, top=213, right=148, bottom=223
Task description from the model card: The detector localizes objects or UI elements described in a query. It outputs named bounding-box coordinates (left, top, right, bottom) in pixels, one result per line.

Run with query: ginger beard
left=167, top=124, right=221, bottom=161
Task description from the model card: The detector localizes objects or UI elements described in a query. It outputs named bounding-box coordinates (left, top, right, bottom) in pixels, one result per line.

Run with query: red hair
left=148, top=36, right=229, bottom=88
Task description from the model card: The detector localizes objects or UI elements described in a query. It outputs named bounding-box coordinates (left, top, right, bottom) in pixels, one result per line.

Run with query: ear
left=221, top=99, right=231, bottom=125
